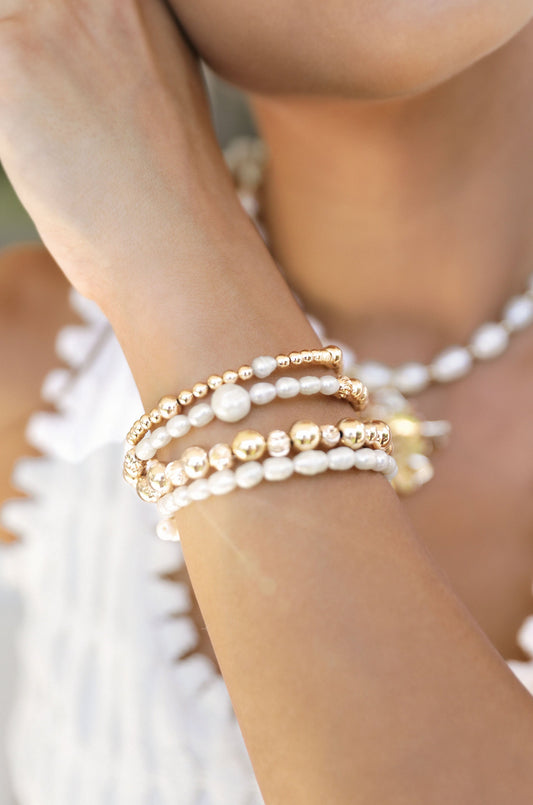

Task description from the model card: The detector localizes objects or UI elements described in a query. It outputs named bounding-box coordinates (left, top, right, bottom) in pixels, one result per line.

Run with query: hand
left=0, top=0, right=235, bottom=303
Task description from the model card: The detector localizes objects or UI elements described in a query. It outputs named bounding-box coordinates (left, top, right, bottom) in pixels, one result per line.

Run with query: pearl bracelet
left=155, top=447, right=398, bottom=542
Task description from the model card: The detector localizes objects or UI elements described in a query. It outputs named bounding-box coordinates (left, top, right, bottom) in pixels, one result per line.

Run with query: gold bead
left=337, top=418, right=366, bottom=449
left=193, top=382, right=209, bottom=398
left=301, top=350, right=313, bottom=363
left=181, top=446, right=209, bottom=479
left=320, top=424, right=341, bottom=448
left=207, top=374, right=223, bottom=390
left=146, top=460, right=172, bottom=494
left=222, top=369, right=238, bottom=384
left=238, top=365, right=253, bottom=381
left=373, top=420, right=392, bottom=452
left=325, top=345, right=343, bottom=366
left=123, top=468, right=138, bottom=487
left=289, top=351, right=303, bottom=365
left=140, top=414, right=152, bottom=430
left=124, top=448, right=143, bottom=477
left=136, top=476, right=161, bottom=503
left=289, top=419, right=321, bottom=451
left=276, top=354, right=291, bottom=368
left=232, top=429, right=266, bottom=461
left=311, top=349, right=323, bottom=363
left=165, top=459, right=188, bottom=487
left=364, top=421, right=381, bottom=449
left=149, top=408, right=163, bottom=425
left=178, top=389, right=194, bottom=406
left=126, top=433, right=137, bottom=446
left=336, top=376, right=353, bottom=399
left=266, top=429, right=291, bottom=457
left=133, top=421, right=145, bottom=437
left=158, top=396, right=179, bottom=419
left=208, top=443, right=234, bottom=471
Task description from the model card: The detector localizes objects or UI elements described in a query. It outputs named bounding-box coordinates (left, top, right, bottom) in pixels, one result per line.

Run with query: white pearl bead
left=211, top=383, right=251, bottom=423
left=188, top=478, right=211, bottom=501
left=263, top=457, right=294, bottom=481
left=135, top=436, right=157, bottom=460
left=187, top=402, right=214, bottom=428
left=251, top=355, right=278, bottom=378
left=385, top=458, right=399, bottom=480
left=353, top=448, right=377, bottom=471
left=327, top=446, right=356, bottom=471
left=357, top=361, right=392, bottom=391
left=207, top=469, right=237, bottom=495
left=293, top=450, right=329, bottom=476
left=157, top=493, right=179, bottom=516
left=150, top=426, right=172, bottom=449
left=166, top=415, right=191, bottom=439
left=430, top=346, right=472, bottom=383
left=335, top=340, right=357, bottom=370
left=156, top=519, right=180, bottom=542
left=235, top=461, right=264, bottom=489
left=372, top=450, right=390, bottom=472
left=275, top=377, right=300, bottom=399
left=299, top=375, right=322, bottom=395
left=249, top=382, right=277, bottom=405
left=392, top=362, right=430, bottom=395
left=320, top=375, right=340, bottom=395
left=173, top=486, right=191, bottom=509
left=502, top=295, right=533, bottom=332
left=469, top=322, right=509, bottom=360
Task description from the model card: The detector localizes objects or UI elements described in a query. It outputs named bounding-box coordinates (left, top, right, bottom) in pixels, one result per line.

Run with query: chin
left=172, top=0, right=533, bottom=99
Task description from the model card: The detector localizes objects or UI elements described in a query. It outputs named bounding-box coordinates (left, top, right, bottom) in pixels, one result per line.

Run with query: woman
left=2, top=1, right=533, bottom=802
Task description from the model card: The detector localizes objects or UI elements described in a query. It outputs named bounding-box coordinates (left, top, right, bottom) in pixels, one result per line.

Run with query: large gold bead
left=181, top=446, right=209, bottom=479
left=207, top=374, right=223, bottom=390
left=193, top=382, right=209, bottom=398
left=149, top=408, right=163, bottom=425
left=137, top=476, right=161, bottom=503
left=140, top=414, right=152, bottom=430
left=375, top=421, right=392, bottom=453
left=364, top=421, right=381, bottom=449
left=325, top=345, right=343, bottom=367
left=158, top=396, right=180, bottom=419
left=146, top=460, right=172, bottom=494
left=124, top=448, right=143, bottom=477
left=337, top=418, right=366, bottom=449
left=232, top=429, right=266, bottom=461
left=165, top=459, right=188, bottom=487
left=208, top=443, right=234, bottom=471
left=289, top=420, right=321, bottom=451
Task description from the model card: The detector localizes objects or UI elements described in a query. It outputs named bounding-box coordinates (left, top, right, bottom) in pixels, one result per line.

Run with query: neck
left=250, top=22, right=533, bottom=363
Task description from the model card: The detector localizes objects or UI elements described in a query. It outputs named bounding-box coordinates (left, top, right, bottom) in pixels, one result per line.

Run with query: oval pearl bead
left=372, top=450, right=390, bottom=472
left=275, top=377, right=300, bottom=399
left=166, top=415, right=191, bottom=439
left=327, top=446, right=356, bottom=471
left=392, top=362, right=430, bottom=395
left=156, top=519, right=180, bottom=542
left=353, top=448, right=377, bottom=471
left=173, top=487, right=191, bottom=509
left=157, top=493, right=179, bottom=516
left=251, top=355, right=278, bottom=378
left=263, top=457, right=294, bottom=481
left=249, top=382, right=277, bottom=405
left=319, top=375, right=340, bottom=395
left=135, top=436, right=157, bottom=461
left=235, top=461, right=264, bottom=489
left=208, top=469, right=237, bottom=496
left=211, top=383, right=251, bottom=423
left=188, top=478, right=211, bottom=501
left=293, top=450, right=329, bottom=476
left=299, top=375, right=322, bottom=395
left=469, top=322, right=509, bottom=360
left=150, top=426, right=172, bottom=449
left=502, top=295, right=533, bottom=332
left=430, top=346, right=472, bottom=383
left=187, top=402, right=215, bottom=428
left=357, top=361, right=392, bottom=391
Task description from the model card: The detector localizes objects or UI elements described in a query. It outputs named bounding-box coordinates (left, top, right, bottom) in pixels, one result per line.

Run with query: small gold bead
left=126, top=433, right=137, bottom=446
left=364, top=421, right=381, bottom=449
left=374, top=421, right=393, bottom=453
left=208, top=443, right=234, bottom=471
left=207, top=375, right=223, bottom=390
left=276, top=354, right=291, bottom=368
left=136, top=476, right=161, bottom=503
left=238, top=365, right=253, bottom=381
left=311, top=349, right=323, bottom=363
left=193, top=382, right=209, bottom=398
left=149, top=408, right=163, bottom=424
left=300, top=350, right=313, bottom=363
left=124, top=448, right=143, bottom=477
left=133, top=421, right=145, bottom=437
left=266, top=429, right=291, bottom=457
left=320, top=424, right=341, bottom=449
left=181, top=446, right=209, bottom=479
left=325, top=345, right=343, bottom=366
left=289, top=419, right=321, bottom=451
left=337, top=418, right=366, bottom=449
left=123, top=468, right=138, bottom=487
left=165, top=459, right=188, bottom=487
left=158, top=396, right=179, bottom=419
left=178, top=389, right=194, bottom=407
left=232, top=429, right=266, bottom=461
left=289, top=351, right=303, bottom=365
left=147, top=460, right=172, bottom=494
left=222, top=370, right=238, bottom=384
left=140, top=414, right=152, bottom=430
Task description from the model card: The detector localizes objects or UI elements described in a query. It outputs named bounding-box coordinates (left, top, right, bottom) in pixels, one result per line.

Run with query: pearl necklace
left=225, top=137, right=533, bottom=492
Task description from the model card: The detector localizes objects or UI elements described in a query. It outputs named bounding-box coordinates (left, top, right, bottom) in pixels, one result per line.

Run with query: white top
left=1, top=287, right=533, bottom=804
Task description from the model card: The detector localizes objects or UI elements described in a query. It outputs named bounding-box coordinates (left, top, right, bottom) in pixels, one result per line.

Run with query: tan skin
left=2, top=1, right=533, bottom=801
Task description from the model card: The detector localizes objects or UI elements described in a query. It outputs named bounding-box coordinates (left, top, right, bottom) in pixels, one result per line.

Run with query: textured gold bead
left=123, top=468, right=138, bottom=487
left=337, top=418, right=366, bottom=449
left=124, top=448, right=143, bottom=477
left=320, top=424, right=341, bottom=448
left=182, top=446, right=209, bottom=479
left=193, top=382, right=209, bottom=398
left=140, top=414, right=152, bottom=430
left=232, top=429, right=266, bottom=461
left=208, top=443, right=234, bottom=471
left=289, top=420, right=321, bottom=451
left=149, top=408, right=163, bottom=424
left=158, top=396, right=180, bottom=419
left=178, top=390, right=194, bottom=406
left=238, top=365, right=253, bottom=381
left=136, top=476, right=161, bottom=503
left=364, top=421, right=381, bottom=449
left=276, top=354, right=291, bottom=368
left=207, top=374, right=223, bottom=390
left=289, top=351, right=303, bottom=365
left=165, top=459, right=188, bottom=487
left=336, top=376, right=353, bottom=399
left=222, top=370, right=238, bottom=384
left=266, top=429, right=291, bottom=457
left=146, top=460, right=172, bottom=494
left=325, top=345, right=343, bottom=366
left=301, top=350, right=313, bottom=363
